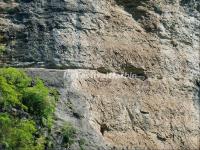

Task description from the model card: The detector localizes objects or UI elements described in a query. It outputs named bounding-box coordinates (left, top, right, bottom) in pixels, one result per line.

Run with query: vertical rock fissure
left=75, top=0, right=81, bottom=54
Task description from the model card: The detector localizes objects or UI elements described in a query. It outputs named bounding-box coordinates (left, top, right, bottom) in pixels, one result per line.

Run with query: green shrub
left=0, top=113, right=38, bottom=150
left=0, top=68, right=59, bottom=150
left=79, top=138, right=86, bottom=150
left=0, top=68, right=30, bottom=110
left=0, top=75, right=25, bottom=110
left=0, top=67, right=31, bottom=89
left=22, top=78, right=56, bottom=127
left=61, top=122, right=76, bottom=148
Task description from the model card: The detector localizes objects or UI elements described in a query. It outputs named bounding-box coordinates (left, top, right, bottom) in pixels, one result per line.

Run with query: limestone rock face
left=27, top=68, right=199, bottom=150
left=1, top=0, right=200, bottom=149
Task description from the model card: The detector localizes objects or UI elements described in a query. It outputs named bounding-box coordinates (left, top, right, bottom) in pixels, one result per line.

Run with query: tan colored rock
left=27, top=69, right=200, bottom=149
left=1, top=0, right=200, bottom=149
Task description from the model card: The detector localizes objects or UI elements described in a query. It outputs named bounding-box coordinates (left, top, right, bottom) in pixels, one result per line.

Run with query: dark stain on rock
left=121, top=63, right=147, bottom=80
left=100, top=124, right=109, bottom=136
left=97, top=67, right=111, bottom=74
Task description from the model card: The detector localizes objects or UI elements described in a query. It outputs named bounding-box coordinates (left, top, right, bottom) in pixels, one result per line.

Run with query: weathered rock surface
left=1, top=0, right=200, bottom=149
left=27, top=68, right=200, bottom=150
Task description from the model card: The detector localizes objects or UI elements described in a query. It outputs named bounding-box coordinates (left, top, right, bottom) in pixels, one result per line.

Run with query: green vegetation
left=0, top=113, right=45, bottom=150
left=79, top=138, right=86, bottom=150
left=0, top=68, right=80, bottom=150
left=60, top=123, right=86, bottom=150
left=0, top=68, right=58, bottom=150
left=61, top=122, right=76, bottom=148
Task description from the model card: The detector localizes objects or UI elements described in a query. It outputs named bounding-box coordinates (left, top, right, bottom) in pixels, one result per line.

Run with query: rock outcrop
left=0, top=0, right=200, bottom=149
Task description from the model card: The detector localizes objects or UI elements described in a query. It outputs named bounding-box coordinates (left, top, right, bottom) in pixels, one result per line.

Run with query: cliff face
left=0, top=0, right=200, bottom=149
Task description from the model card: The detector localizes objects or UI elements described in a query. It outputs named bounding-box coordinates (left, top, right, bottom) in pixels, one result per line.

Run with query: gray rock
left=26, top=69, right=200, bottom=149
left=1, top=0, right=200, bottom=149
